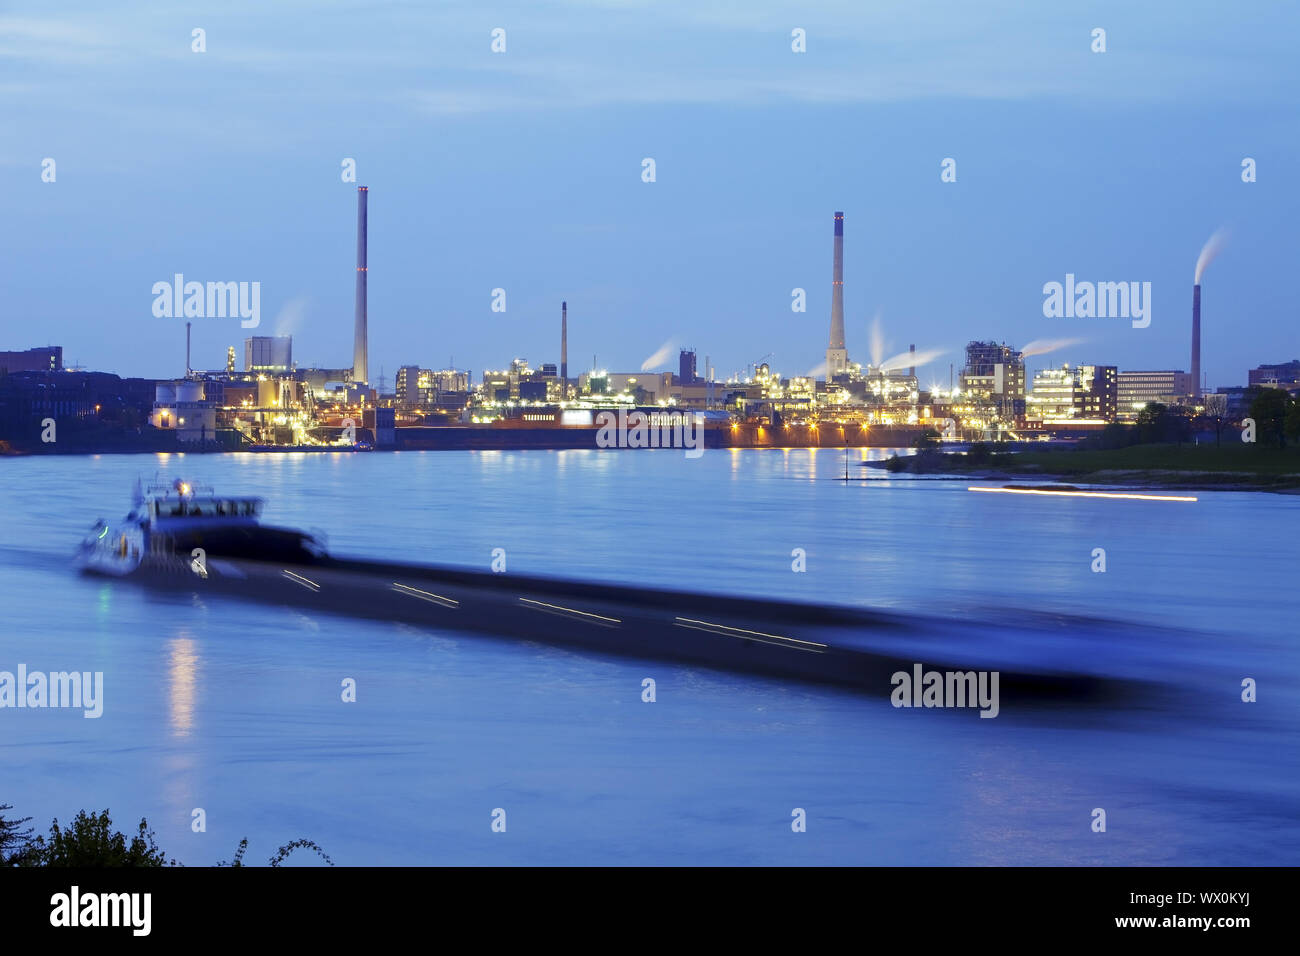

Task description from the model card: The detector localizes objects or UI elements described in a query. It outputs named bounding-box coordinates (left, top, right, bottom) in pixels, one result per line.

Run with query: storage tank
left=258, top=379, right=280, bottom=408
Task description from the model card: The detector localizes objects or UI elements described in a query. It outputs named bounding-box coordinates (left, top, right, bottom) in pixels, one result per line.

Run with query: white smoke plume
left=1020, top=337, right=1085, bottom=358
left=869, top=314, right=886, bottom=367
left=805, top=360, right=828, bottom=379
left=273, top=295, right=310, bottom=337
left=1195, top=228, right=1229, bottom=284
left=879, top=347, right=945, bottom=372
left=640, top=338, right=676, bottom=371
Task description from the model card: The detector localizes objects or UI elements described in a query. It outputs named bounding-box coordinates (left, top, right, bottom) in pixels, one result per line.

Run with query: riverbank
left=868, top=443, right=1300, bottom=492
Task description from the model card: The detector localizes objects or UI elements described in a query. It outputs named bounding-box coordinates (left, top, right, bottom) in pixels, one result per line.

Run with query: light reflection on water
left=168, top=634, right=198, bottom=738
left=0, top=449, right=1297, bottom=865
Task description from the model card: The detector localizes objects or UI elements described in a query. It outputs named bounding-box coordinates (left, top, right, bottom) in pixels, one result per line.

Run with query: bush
left=17, top=810, right=170, bottom=867
left=4, top=802, right=333, bottom=867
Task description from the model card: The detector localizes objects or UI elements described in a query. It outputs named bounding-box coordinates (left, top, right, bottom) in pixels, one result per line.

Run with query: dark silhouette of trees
left=1248, top=387, right=1291, bottom=447
left=1135, top=402, right=1192, bottom=445
left=1285, top=399, right=1300, bottom=446
left=0, top=804, right=33, bottom=865
left=3, top=802, right=333, bottom=867
left=913, top=428, right=941, bottom=450
left=1202, top=393, right=1230, bottom=447
left=16, top=810, right=171, bottom=867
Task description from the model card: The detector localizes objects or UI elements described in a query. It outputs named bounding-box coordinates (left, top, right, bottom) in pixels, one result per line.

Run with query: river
left=1, top=448, right=1296, bottom=865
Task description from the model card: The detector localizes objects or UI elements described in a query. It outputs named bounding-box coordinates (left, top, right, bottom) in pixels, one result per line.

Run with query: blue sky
left=3, top=0, right=1297, bottom=388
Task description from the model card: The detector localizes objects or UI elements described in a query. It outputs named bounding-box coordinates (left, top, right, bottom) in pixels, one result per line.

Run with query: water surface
left=1, top=448, right=1296, bottom=865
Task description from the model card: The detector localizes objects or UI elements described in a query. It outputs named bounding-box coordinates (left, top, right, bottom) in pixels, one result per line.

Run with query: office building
left=1116, top=370, right=1194, bottom=421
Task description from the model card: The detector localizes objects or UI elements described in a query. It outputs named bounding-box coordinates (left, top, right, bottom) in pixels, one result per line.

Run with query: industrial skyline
left=5, top=192, right=1284, bottom=452
left=6, top=186, right=1265, bottom=405
left=4, top=3, right=1297, bottom=389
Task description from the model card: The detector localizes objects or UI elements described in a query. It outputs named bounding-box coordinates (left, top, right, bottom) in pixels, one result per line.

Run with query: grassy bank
left=879, top=442, right=1300, bottom=490
left=1010, top=443, right=1300, bottom=477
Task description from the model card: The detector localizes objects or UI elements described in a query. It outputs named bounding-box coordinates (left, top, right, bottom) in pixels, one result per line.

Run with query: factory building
left=244, top=336, right=292, bottom=373
left=679, top=349, right=698, bottom=385
left=0, top=346, right=62, bottom=374
left=1116, top=370, right=1194, bottom=421
left=149, top=380, right=217, bottom=443
left=959, top=342, right=1026, bottom=422
left=1248, top=360, right=1300, bottom=389
left=1026, top=364, right=1117, bottom=425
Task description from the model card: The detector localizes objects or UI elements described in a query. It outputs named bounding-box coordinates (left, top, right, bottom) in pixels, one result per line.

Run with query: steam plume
left=869, top=315, right=886, bottom=368
left=879, top=347, right=944, bottom=372
left=1020, top=337, right=1085, bottom=358
left=640, top=338, right=676, bottom=371
left=1194, top=229, right=1229, bottom=284
left=273, top=295, right=310, bottom=337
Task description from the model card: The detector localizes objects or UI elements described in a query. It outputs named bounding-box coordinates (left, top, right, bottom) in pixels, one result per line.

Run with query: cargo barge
left=76, top=480, right=1174, bottom=703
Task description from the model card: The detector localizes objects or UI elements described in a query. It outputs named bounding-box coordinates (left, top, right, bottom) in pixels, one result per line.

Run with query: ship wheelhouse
left=142, top=480, right=265, bottom=531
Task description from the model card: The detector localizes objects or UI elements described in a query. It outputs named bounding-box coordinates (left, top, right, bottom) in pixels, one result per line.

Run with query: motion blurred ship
left=77, top=478, right=324, bottom=576
left=75, top=480, right=1189, bottom=703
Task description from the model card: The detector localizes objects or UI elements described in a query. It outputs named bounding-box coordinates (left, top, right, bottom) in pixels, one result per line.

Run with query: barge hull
left=114, top=553, right=1150, bottom=704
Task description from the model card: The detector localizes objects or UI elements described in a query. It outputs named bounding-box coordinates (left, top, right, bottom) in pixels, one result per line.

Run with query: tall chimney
left=825, top=211, right=848, bottom=380
left=1191, top=283, right=1201, bottom=399
left=909, top=343, right=915, bottom=378
left=561, top=301, right=568, bottom=392
left=186, top=321, right=191, bottom=376
left=353, top=186, right=369, bottom=386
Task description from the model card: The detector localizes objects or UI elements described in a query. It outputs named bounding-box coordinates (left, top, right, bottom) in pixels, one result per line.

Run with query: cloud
left=4, top=2, right=1293, bottom=120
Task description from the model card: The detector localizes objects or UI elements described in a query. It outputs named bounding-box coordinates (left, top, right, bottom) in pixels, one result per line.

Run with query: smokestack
left=561, top=301, right=568, bottom=391
left=825, top=211, right=848, bottom=380
left=1191, top=284, right=1201, bottom=399
left=909, top=343, right=915, bottom=378
left=185, top=321, right=191, bottom=376
left=353, top=186, right=369, bottom=386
